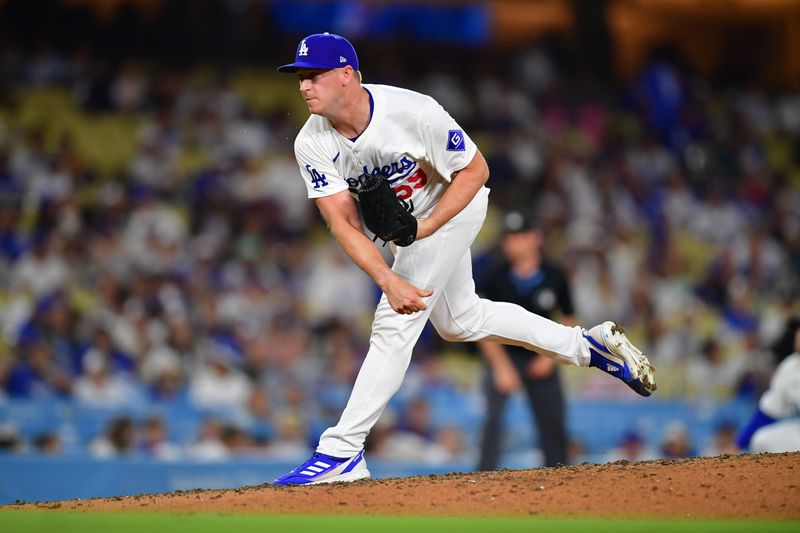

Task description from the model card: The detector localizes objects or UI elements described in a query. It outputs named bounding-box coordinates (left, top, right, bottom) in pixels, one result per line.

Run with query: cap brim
left=277, top=61, right=336, bottom=73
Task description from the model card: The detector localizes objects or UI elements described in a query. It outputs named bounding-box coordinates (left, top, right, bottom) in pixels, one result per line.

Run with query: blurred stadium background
left=0, top=0, right=799, bottom=503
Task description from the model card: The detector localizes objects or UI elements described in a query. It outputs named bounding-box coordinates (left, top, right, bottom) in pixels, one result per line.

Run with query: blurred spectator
left=377, top=398, right=437, bottom=462
left=0, top=421, right=23, bottom=453
left=10, top=233, right=71, bottom=297
left=258, top=147, right=312, bottom=230
left=364, top=408, right=397, bottom=459
left=659, top=421, right=695, bottom=459
left=304, top=243, right=375, bottom=327
left=0, top=205, right=25, bottom=262
left=149, top=367, right=187, bottom=404
left=686, top=339, right=747, bottom=398
left=690, top=188, right=747, bottom=247
left=19, top=293, right=83, bottom=373
left=246, top=388, right=274, bottom=441
left=221, top=424, right=259, bottom=457
left=605, top=429, right=659, bottom=462
left=265, top=412, right=312, bottom=460
left=33, top=432, right=62, bottom=455
left=83, top=324, right=136, bottom=376
left=122, top=190, right=187, bottom=275
left=188, top=347, right=252, bottom=410
left=186, top=417, right=229, bottom=461
left=315, top=324, right=362, bottom=421
left=128, top=138, right=179, bottom=191
left=700, top=421, right=739, bottom=457
left=427, top=426, right=471, bottom=464
left=140, top=344, right=181, bottom=384
left=4, top=342, right=71, bottom=399
left=138, top=416, right=181, bottom=461
left=89, top=416, right=135, bottom=458
left=571, top=250, right=628, bottom=327
left=111, top=62, right=149, bottom=113
left=73, top=349, right=137, bottom=407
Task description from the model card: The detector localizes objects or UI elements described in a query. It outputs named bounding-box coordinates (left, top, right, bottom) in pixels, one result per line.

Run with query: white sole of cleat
left=308, top=468, right=371, bottom=485
left=604, top=322, right=657, bottom=393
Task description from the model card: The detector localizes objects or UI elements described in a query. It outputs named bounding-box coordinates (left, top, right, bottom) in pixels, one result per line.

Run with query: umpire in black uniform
left=477, top=210, right=574, bottom=469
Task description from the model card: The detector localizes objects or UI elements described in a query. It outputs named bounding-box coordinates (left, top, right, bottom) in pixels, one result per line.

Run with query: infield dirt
left=12, top=452, right=800, bottom=519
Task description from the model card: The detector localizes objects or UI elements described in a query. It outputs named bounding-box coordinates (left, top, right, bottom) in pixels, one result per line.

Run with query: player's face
left=297, top=68, right=343, bottom=115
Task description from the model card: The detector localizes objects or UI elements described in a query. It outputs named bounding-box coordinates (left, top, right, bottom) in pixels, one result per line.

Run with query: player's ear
left=341, top=66, right=355, bottom=86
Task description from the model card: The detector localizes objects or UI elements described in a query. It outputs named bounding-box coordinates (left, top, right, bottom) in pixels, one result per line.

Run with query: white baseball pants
left=751, top=420, right=800, bottom=453
left=317, top=187, right=591, bottom=457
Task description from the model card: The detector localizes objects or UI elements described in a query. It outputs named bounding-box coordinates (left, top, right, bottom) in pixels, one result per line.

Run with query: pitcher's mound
left=19, top=452, right=800, bottom=519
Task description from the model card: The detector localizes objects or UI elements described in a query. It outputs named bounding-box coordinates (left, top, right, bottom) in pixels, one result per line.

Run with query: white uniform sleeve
left=294, top=135, right=349, bottom=199
left=418, top=99, right=478, bottom=182
left=759, top=354, right=800, bottom=419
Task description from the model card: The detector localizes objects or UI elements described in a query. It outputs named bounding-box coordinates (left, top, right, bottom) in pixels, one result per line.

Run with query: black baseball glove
left=357, top=173, right=417, bottom=247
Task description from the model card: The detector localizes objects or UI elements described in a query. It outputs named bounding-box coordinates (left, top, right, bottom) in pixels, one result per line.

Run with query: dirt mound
left=13, top=452, right=800, bottom=519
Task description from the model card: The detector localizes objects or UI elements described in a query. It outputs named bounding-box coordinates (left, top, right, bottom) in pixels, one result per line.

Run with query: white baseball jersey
left=293, top=84, right=478, bottom=216
left=760, top=353, right=800, bottom=419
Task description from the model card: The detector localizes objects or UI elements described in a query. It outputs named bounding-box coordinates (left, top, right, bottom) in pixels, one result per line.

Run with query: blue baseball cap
left=278, top=32, right=359, bottom=73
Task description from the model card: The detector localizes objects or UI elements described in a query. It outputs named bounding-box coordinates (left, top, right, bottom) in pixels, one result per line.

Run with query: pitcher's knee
left=433, top=322, right=470, bottom=342
left=432, top=308, right=485, bottom=343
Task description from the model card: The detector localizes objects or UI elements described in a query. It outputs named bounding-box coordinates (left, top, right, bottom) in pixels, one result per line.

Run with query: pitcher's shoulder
left=294, top=115, right=337, bottom=150
left=775, top=353, right=800, bottom=376
left=366, top=83, right=438, bottom=110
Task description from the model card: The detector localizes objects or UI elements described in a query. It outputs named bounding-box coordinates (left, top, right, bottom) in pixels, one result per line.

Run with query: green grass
left=0, top=512, right=797, bottom=533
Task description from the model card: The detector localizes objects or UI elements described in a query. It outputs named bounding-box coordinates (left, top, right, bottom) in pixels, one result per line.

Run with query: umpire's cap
left=502, top=210, right=540, bottom=235
left=278, top=32, right=359, bottom=73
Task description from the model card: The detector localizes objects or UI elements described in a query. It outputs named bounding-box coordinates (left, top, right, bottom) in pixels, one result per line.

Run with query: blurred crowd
left=0, top=39, right=799, bottom=464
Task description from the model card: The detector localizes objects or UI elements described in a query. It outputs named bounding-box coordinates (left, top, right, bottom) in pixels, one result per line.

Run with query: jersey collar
left=348, top=87, right=374, bottom=142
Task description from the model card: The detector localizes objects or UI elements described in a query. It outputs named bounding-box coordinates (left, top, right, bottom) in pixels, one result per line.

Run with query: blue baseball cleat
left=584, top=321, right=657, bottom=397
left=272, top=450, right=370, bottom=485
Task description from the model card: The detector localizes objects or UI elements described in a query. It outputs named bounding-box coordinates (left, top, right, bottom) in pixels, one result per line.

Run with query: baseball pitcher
left=272, top=33, right=656, bottom=485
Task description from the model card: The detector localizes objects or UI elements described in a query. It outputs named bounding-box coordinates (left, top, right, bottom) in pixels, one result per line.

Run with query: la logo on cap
left=298, top=40, right=309, bottom=56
